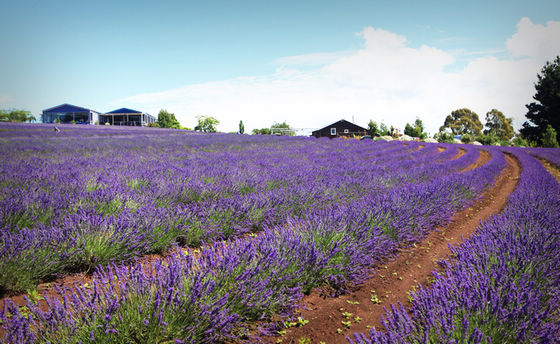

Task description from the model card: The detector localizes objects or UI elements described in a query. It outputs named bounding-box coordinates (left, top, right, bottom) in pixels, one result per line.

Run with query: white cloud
left=507, top=17, right=560, bottom=65
left=114, top=18, right=560, bottom=135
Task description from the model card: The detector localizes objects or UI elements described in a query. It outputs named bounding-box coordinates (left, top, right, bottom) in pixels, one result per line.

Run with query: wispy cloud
left=272, top=51, right=355, bottom=67
left=114, top=18, right=560, bottom=135
left=450, top=48, right=508, bottom=57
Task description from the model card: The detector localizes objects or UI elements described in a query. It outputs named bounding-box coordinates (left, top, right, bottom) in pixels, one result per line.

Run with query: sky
left=1, top=0, right=559, bottom=135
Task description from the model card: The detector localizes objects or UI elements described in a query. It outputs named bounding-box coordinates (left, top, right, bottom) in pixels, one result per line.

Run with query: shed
left=101, top=108, right=156, bottom=126
left=311, top=119, right=367, bottom=138
left=42, top=103, right=100, bottom=124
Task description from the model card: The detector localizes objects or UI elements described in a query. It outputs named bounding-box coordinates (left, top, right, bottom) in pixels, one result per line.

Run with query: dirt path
left=452, top=147, right=466, bottom=159
left=461, top=149, right=491, bottom=172
left=269, top=153, right=520, bottom=344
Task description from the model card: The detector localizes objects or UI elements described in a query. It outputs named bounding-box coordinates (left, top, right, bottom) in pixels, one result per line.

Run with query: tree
left=461, top=133, right=473, bottom=143
left=520, top=56, right=560, bottom=143
left=252, top=128, right=271, bottom=135
left=238, top=120, right=245, bottom=134
left=379, top=123, right=389, bottom=136
left=475, top=133, right=498, bottom=146
left=484, top=109, right=513, bottom=141
left=440, top=108, right=483, bottom=136
left=404, top=117, right=427, bottom=139
left=270, top=121, right=294, bottom=136
left=0, top=110, right=35, bottom=122
left=542, top=125, right=559, bottom=148
left=367, top=120, right=379, bottom=136
left=157, top=109, right=181, bottom=129
left=194, top=115, right=219, bottom=133
left=434, top=132, right=454, bottom=143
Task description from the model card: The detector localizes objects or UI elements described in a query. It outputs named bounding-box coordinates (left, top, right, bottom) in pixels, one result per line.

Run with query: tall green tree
left=379, top=123, right=389, bottom=136
left=440, top=108, right=483, bottom=136
left=483, top=109, right=514, bottom=141
left=238, top=120, right=245, bottom=134
left=157, top=109, right=181, bottom=128
left=520, top=56, right=560, bottom=143
left=541, top=125, right=559, bottom=148
left=0, top=110, right=35, bottom=122
left=367, top=120, right=379, bottom=136
left=194, top=115, right=219, bottom=133
left=404, top=117, right=427, bottom=138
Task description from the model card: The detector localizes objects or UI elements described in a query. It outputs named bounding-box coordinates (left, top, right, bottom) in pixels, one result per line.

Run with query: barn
left=100, top=108, right=156, bottom=126
left=42, top=104, right=156, bottom=126
left=311, top=119, right=367, bottom=138
left=42, top=104, right=100, bottom=125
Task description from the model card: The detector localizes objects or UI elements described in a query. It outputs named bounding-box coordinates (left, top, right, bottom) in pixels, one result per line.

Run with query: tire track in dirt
left=268, top=152, right=520, bottom=344
left=460, top=149, right=491, bottom=172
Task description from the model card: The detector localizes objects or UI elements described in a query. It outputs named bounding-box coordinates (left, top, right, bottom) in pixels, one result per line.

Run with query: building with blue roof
left=42, top=104, right=156, bottom=126
left=100, top=108, right=156, bottom=126
left=42, top=103, right=100, bottom=124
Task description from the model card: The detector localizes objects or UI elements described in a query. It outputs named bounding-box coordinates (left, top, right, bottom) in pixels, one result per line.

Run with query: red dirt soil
left=265, top=152, right=520, bottom=344
left=460, top=150, right=491, bottom=172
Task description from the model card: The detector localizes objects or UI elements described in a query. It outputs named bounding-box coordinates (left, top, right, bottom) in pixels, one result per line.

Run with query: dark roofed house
left=42, top=103, right=100, bottom=124
left=311, top=119, right=367, bottom=138
left=101, top=108, right=156, bottom=126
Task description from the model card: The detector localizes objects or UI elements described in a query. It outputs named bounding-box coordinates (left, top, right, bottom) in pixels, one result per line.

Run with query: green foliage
left=0, top=245, right=76, bottom=296
left=484, top=109, right=514, bottom=141
left=156, top=110, right=181, bottom=129
left=0, top=110, right=35, bottom=122
left=475, top=134, right=498, bottom=146
left=271, top=121, right=294, bottom=136
left=404, top=117, right=427, bottom=139
left=521, top=56, right=560, bottom=143
left=541, top=125, right=559, bottom=148
left=440, top=108, right=483, bottom=136
left=367, top=119, right=379, bottom=136
left=512, top=136, right=532, bottom=147
left=379, top=123, right=389, bottom=136
left=239, top=120, right=245, bottom=134
left=252, top=122, right=294, bottom=135
left=252, top=128, right=271, bottom=135
left=194, top=115, right=219, bottom=133
left=460, top=133, right=472, bottom=143
left=434, top=132, right=455, bottom=143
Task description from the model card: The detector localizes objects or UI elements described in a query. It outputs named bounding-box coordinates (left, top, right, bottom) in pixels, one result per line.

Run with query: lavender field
left=0, top=123, right=558, bottom=343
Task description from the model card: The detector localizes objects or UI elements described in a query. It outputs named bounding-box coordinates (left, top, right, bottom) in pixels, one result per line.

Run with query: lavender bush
left=0, top=123, right=507, bottom=342
left=350, top=148, right=560, bottom=343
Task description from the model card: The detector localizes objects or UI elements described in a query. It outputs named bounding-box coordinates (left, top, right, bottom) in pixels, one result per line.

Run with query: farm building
left=311, top=119, right=367, bottom=138
left=101, top=108, right=156, bottom=126
left=42, top=104, right=156, bottom=126
left=42, top=104, right=101, bottom=125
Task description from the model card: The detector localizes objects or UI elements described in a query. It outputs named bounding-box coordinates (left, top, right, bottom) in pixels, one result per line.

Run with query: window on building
left=344, top=129, right=349, bottom=134
left=330, top=128, right=336, bottom=135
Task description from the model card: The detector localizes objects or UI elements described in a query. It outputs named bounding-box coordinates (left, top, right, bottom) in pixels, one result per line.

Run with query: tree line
left=3, top=56, right=558, bottom=147
left=364, top=56, right=559, bottom=147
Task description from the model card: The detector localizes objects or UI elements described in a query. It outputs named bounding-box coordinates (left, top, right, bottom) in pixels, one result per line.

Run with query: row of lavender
left=1, top=124, right=476, bottom=295
left=350, top=148, right=560, bottom=343
left=0, top=126, right=506, bottom=342
left=524, top=146, right=560, bottom=169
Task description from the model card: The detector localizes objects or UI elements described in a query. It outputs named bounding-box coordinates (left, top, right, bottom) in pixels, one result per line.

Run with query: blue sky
left=1, top=0, right=559, bottom=134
